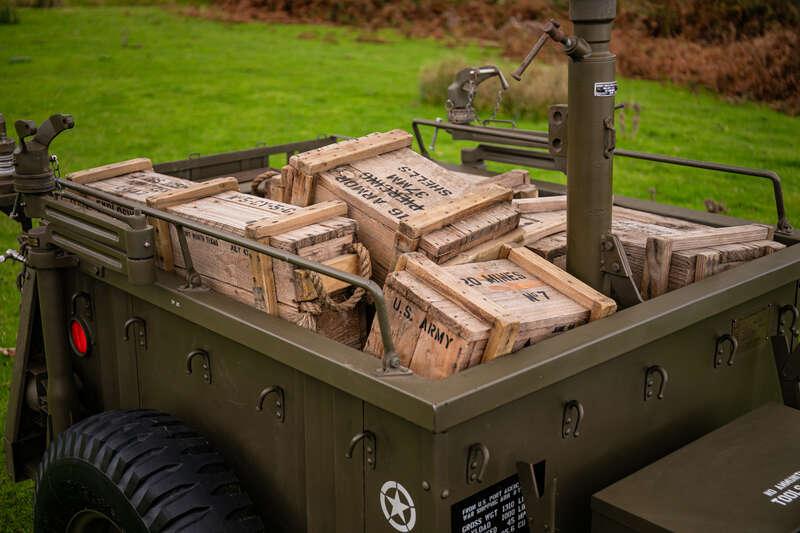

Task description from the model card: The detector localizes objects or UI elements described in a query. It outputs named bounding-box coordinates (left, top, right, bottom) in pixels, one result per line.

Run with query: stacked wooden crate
left=517, top=196, right=785, bottom=298
left=364, top=246, right=616, bottom=379
left=68, top=158, right=368, bottom=347
left=273, top=130, right=536, bottom=282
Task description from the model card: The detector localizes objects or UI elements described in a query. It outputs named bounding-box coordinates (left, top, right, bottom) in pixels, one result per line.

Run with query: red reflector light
left=69, top=319, right=89, bottom=356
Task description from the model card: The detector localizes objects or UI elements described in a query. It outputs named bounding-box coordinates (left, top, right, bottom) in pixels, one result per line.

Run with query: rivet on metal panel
left=561, top=400, right=584, bottom=439
left=714, top=334, right=738, bottom=368
left=185, top=349, right=211, bottom=385
left=644, top=365, right=668, bottom=401
left=466, top=443, right=490, bottom=485
left=256, top=385, right=285, bottom=423
left=122, top=317, right=147, bottom=349
left=345, top=430, right=376, bottom=470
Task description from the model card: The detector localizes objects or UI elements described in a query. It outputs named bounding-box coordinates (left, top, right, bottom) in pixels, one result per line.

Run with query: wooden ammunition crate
left=69, top=159, right=369, bottom=347
left=364, top=247, right=616, bottom=379
left=276, top=130, right=530, bottom=282
left=518, top=198, right=785, bottom=298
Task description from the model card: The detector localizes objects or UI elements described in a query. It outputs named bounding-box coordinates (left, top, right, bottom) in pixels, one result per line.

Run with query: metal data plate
left=732, top=306, right=772, bottom=353
left=451, top=474, right=530, bottom=533
left=591, top=403, right=800, bottom=533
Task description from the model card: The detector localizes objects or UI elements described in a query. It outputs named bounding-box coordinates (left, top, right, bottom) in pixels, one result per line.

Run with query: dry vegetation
left=419, top=57, right=566, bottom=121
left=205, top=0, right=800, bottom=114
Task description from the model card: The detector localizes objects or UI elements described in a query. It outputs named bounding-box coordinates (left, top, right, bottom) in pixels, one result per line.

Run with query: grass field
left=0, top=6, right=797, bottom=529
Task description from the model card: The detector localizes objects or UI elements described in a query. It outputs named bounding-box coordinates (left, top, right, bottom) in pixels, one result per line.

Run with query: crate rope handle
left=296, top=242, right=372, bottom=329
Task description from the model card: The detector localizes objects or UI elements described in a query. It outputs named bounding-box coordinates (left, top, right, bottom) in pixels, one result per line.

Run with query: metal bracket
left=175, top=225, right=207, bottom=292
left=375, top=350, right=413, bottom=377
left=256, top=385, right=285, bottom=423
left=600, top=234, right=643, bottom=309
left=185, top=349, right=211, bottom=384
left=644, top=365, right=668, bottom=401
left=714, top=334, right=738, bottom=368
left=561, top=400, right=584, bottom=439
left=777, top=304, right=799, bottom=344
left=771, top=304, right=800, bottom=408
left=70, top=291, right=92, bottom=320
left=603, top=116, right=616, bottom=159
left=345, top=430, right=376, bottom=470
left=548, top=105, right=568, bottom=173
left=466, top=443, right=490, bottom=485
left=122, top=317, right=147, bottom=349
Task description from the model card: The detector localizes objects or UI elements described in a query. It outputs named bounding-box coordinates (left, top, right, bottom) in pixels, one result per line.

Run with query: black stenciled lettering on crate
left=451, top=474, right=529, bottom=533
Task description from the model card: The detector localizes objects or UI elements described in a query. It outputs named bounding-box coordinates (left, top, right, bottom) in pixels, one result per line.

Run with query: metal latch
left=345, top=431, right=376, bottom=470
left=714, top=334, right=738, bottom=368
left=562, top=400, right=584, bottom=439
left=185, top=349, right=211, bottom=385
left=256, top=385, right=285, bottom=423
left=466, top=443, right=490, bottom=485
left=770, top=304, right=800, bottom=408
left=644, top=365, right=668, bottom=401
left=122, top=317, right=147, bottom=350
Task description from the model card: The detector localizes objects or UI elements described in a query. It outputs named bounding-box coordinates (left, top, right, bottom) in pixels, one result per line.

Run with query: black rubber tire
left=34, top=409, right=265, bottom=533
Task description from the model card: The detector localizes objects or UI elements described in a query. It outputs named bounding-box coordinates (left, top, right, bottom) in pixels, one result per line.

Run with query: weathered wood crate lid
left=365, top=247, right=616, bottom=379
left=68, top=159, right=366, bottom=318
left=284, top=130, right=530, bottom=280
left=517, top=198, right=785, bottom=298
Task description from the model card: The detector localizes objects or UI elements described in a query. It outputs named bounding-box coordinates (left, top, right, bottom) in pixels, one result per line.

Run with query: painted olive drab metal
left=55, top=178, right=404, bottom=374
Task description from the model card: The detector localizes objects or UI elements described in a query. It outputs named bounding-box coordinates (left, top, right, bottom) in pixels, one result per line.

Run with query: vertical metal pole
left=566, top=0, right=617, bottom=290
left=28, top=228, right=79, bottom=435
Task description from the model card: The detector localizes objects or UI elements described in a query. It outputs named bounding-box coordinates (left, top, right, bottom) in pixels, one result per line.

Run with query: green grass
left=0, top=6, right=797, bottom=528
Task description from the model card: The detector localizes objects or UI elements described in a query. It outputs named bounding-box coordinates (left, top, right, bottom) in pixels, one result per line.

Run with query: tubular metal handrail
left=56, top=178, right=403, bottom=373
left=411, top=118, right=792, bottom=234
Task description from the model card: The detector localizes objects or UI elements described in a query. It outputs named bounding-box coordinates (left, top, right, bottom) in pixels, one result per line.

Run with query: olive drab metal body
left=3, top=0, right=800, bottom=531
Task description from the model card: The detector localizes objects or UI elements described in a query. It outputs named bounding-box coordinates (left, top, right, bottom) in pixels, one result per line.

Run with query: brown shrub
left=205, top=0, right=800, bottom=114
left=615, top=27, right=800, bottom=115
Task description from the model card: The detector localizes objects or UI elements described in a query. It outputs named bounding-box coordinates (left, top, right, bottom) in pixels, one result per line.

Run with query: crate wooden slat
left=364, top=248, right=615, bottom=379
left=71, top=164, right=367, bottom=346
left=524, top=205, right=785, bottom=298
left=288, top=131, right=527, bottom=282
